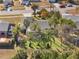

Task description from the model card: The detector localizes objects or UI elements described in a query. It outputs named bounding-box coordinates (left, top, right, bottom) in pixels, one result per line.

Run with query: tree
left=48, top=12, right=76, bottom=46
left=12, top=49, right=28, bottom=59
left=31, top=23, right=40, bottom=32
left=0, top=0, right=3, bottom=3
left=31, top=4, right=39, bottom=17
left=12, top=24, right=20, bottom=45
left=31, top=50, right=59, bottom=59
left=39, top=9, right=49, bottom=19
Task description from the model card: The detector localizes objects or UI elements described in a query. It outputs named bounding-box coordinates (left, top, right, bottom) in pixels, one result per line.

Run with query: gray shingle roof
left=0, top=20, right=9, bottom=32
left=63, top=15, right=79, bottom=22
left=35, top=20, right=50, bottom=30
left=27, top=20, right=50, bottom=32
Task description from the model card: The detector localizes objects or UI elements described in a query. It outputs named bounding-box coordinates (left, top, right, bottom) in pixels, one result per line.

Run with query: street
left=53, top=3, right=79, bottom=22
left=0, top=6, right=33, bottom=15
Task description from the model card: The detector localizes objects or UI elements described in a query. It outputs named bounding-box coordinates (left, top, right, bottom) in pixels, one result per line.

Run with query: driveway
left=0, top=49, right=16, bottom=59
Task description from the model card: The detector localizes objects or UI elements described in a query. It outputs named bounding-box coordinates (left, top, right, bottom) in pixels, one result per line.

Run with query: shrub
left=12, top=49, right=28, bottom=59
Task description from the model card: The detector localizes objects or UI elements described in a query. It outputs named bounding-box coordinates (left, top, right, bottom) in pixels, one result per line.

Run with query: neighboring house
left=0, top=20, right=9, bottom=37
left=0, top=20, right=15, bottom=47
left=20, top=17, right=34, bottom=34
left=3, top=0, right=13, bottom=5
left=0, top=20, right=14, bottom=37
left=62, top=15, right=79, bottom=22
left=26, top=20, right=50, bottom=35
left=3, top=0, right=12, bottom=3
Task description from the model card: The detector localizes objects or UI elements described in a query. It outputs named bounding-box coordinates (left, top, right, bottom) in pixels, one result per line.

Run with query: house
left=62, top=15, right=79, bottom=22
left=0, top=20, right=9, bottom=37
left=26, top=20, right=50, bottom=35
left=3, top=0, right=12, bottom=3
left=3, top=0, right=13, bottom=7
left=21, top=0, right=31, bottom=6
left=0, top=20, right=14, bottom=37
left=20, top=17, right=34, bottom=34
left=0, top=20, right=15, bottom=47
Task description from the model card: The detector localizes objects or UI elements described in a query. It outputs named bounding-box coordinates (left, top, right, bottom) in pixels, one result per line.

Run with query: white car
left=66, top=3, right=73, bottom=7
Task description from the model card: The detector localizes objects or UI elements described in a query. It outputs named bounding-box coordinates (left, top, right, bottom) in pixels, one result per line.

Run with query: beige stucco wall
left=0, top=4, right=4, bottom=11
left=13, top=0, right=21, bottom=6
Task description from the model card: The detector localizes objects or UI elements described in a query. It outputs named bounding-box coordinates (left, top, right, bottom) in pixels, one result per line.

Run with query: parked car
left=66, top=3, right=73, bottom=7
left=59, top=4, right=66, bottom=8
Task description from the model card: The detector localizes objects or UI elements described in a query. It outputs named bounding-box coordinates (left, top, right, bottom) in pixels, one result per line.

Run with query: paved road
left=54, top=3, right=79, bottom=22
left=0, top=6, right=33, bottom=15
left=0, top=10, right=33, bottom=15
